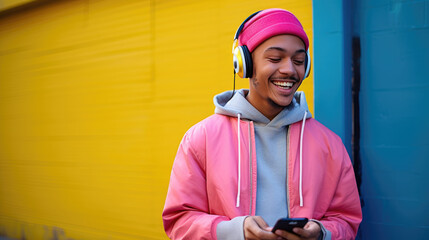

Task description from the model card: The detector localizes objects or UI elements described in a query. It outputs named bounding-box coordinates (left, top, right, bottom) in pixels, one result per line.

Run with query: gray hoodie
left=215, top=89, right=313, bottom=239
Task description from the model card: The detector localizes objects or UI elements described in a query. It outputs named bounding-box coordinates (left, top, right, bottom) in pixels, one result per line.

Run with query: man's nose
left=278, top=58, right=296, bottom=75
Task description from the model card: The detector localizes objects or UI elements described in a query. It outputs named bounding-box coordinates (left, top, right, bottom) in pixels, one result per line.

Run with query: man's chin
left=272, top=99, right=294, bottom=108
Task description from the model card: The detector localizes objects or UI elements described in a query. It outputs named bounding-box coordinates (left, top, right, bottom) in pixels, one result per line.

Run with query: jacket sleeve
left=162, top=128, right=230, bottom=240
left=319, top=144, right=362, bottom=239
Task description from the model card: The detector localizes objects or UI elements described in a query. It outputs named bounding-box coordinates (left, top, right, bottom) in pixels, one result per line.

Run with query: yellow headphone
left=232, top=11, right=260, bottom=79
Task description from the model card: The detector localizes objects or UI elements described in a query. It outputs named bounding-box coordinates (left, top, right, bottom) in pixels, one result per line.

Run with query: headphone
left=232, top=11, right=311, bottom=79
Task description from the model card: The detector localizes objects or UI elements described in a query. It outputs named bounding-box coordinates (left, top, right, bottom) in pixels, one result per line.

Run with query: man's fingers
left=244, top=216, right=279, bottom=240
left=274, top=229, right=300, bottom=240
left=253, top=216, right=269, bottom=229
left=292, top=224, right=309, bottom=237
left=291, top=221, right=321, bottom=239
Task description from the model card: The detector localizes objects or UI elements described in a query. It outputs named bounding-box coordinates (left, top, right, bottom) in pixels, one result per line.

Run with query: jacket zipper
left=248, top=121, right=253, bottom=215
left=286, top=125, right=291, bottom=217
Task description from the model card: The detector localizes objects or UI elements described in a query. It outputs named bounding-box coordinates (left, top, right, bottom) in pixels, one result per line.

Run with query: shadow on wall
left=0, top=225, right=77, bottom=240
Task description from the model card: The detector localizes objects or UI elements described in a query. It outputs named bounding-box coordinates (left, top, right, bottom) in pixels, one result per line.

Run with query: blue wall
left=313, top=0, right=429, bottom=239
left=313, top=0, right=352, bottom=155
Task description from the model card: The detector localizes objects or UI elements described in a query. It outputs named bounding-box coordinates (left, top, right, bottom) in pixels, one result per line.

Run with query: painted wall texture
left=0, top=1, right=313, bottom=239
left=0, top=0, right=35, bottom=11
left=314, top=0, right=429, bottom=239
left=355, top=0, right=429, bottom=239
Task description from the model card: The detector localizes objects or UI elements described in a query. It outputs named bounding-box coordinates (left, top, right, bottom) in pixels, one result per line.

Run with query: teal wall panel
left=355, top=0, right=429, bottom=239
left=314, top=0, right=429, bottom=239
left=313, top=0, right=352, bottom=154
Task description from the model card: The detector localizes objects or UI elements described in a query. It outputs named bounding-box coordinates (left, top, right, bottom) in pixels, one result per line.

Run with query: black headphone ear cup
left=241, top=45, right=253, bottom=78
left=304, top=50, right=311, bottom=79
left=305, top=54, right=308, bottom=71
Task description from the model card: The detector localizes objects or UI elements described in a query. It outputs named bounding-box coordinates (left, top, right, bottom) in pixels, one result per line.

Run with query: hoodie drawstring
left=235, top=111, right=308, bottom=208
left=299, top=111, right=308, bottom=207
left=236, top=113, right=242, bottom=207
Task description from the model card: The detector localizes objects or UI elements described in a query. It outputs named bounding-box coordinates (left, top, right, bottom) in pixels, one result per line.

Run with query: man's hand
left=243, top=216, right=280, bottom=240
left=273, top=221, right=321, bottom=240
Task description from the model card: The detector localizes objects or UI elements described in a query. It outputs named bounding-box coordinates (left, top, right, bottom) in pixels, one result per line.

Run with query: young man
left=163, top=8, right=362, bottom=240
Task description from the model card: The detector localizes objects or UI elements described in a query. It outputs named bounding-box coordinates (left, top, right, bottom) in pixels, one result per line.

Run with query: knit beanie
left=238, top=8, right=309, bottom=52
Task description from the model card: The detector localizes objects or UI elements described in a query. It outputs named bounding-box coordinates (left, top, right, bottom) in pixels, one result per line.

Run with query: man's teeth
left=273, top=81, right=293, bottom=89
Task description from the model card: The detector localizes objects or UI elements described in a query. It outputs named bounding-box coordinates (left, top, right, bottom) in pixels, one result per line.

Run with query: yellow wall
left=0, top=0, right=313, bottom=239
left=0, top=0, right=35, bottom=11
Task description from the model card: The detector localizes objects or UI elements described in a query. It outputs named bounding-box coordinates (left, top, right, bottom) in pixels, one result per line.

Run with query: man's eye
left=268, top=58, right=281, bottom=62
left=294, top=60, right=305, bottom=65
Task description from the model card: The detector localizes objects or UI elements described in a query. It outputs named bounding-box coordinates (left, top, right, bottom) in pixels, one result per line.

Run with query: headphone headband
left=233, top=11, right=261, bottom=41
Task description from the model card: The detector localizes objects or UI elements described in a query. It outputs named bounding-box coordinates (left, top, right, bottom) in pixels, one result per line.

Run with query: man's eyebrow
left=264, top=47, right=306, bottom=54
left=265, top=46, right=286, bottom=52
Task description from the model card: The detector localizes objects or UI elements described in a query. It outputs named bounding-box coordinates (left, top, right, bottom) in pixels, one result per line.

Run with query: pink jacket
left=163, top=114, right=362, bottom=239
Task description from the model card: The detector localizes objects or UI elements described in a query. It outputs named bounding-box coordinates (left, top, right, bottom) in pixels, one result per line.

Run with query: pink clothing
left=163, top=114, right=362, bottom=239
left=239, top=8, right=310, bottom=51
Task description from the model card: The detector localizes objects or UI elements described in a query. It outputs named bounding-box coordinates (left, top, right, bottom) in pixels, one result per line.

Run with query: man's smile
left=272, top=81, right=294, bottom=89
left=270, top=76, right=299, bottom=90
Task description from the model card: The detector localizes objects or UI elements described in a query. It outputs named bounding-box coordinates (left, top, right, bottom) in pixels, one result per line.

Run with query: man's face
left=246, top=34, right=306, bottom=119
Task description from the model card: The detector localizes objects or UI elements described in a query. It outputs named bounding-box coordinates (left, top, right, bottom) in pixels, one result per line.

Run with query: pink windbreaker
left=163, top=114, right=362, bottom=239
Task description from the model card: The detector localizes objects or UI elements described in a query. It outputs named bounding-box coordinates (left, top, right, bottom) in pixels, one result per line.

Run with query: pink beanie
left=239, top=8, right=309, bottom=52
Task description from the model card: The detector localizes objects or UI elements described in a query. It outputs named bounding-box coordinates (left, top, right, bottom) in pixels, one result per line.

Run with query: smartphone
left=272, top=217, right=308, bottom=233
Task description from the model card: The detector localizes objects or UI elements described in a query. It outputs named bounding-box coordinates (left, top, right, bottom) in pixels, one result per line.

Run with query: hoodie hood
left=214, top=89, right=312, bottom=125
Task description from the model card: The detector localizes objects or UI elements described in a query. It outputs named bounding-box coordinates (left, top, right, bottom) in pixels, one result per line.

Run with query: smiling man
left=163, top=9, right=362, bottom=240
